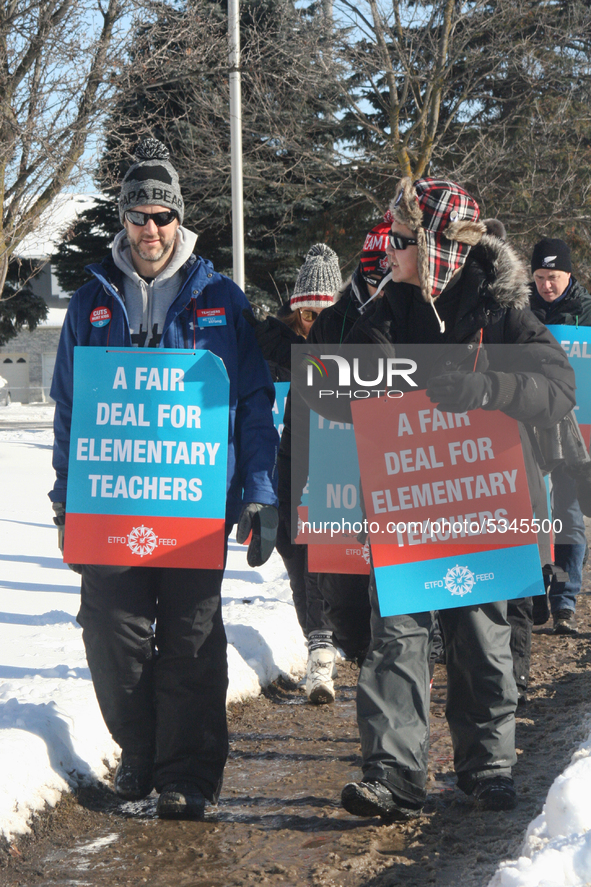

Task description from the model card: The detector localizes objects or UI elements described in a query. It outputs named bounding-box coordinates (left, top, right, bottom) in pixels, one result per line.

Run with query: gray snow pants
left=356, top=572, right=518, bottom=807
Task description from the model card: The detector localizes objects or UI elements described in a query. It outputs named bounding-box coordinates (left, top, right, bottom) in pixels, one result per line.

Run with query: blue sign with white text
left=374, top=543, right=544, bottom=617
left=549, top=324, right=591, bottom=423
left=273, top=382, right=290, bottom=436
left=66, top=348, right=229, bottom=519
left=308, top=412, right=363, bottom=525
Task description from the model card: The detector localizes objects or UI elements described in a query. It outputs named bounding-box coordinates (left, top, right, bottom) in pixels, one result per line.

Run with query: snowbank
left=0, top=403, right=306, bottom=839
left=488, top=726, right=591, bottom=887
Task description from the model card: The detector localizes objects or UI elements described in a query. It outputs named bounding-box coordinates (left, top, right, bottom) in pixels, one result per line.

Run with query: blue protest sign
left=549, top=324, right=591, bottom=423
left=273, top=382, right=290, bottom=435
left=308, top=411, right=364, bottom=525
left=64, top=347, right=229, bottom=568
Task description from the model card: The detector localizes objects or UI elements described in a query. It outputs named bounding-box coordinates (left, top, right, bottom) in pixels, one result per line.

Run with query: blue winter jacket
left=49, top=253, right=279, bottom=523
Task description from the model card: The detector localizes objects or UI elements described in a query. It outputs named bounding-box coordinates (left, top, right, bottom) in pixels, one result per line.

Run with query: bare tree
left=0, top=0, right=127, bottom=297
left=59, top=0, right=591, bottom=296
left=103, top=0, right=348, bottom=229
left=321, top=0, right=591, bottom=252
left=96, top=0, right=353, bottom=305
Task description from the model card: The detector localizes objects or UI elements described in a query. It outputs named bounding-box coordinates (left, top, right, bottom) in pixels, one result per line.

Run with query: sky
left=1, top=401, right=591, bottom=886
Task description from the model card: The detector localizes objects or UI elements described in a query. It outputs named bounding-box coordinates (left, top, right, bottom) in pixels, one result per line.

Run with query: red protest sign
left=294, top=506, right=370, bottom=574
left=352, top=390, right=536, bottom=568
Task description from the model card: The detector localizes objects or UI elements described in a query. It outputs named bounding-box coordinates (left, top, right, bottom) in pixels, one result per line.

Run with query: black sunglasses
left=125, top=209, right=179, bottom=227
left=388, top=232, right=418, bottom=250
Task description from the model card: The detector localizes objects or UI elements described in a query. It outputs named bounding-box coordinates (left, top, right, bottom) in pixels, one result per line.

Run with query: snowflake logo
left=127, top=525, right=158, bottom=558
left=444, top=565, right=475, bottom=597
left=362, top=542, right=371, bottom=565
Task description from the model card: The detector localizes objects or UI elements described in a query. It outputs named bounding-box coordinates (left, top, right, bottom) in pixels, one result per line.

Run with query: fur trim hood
left=469, top=233, right=531, bottom=311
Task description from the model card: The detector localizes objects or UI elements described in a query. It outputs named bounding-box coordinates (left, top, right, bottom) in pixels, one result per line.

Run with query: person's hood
left=467, top=233, right=531, bottom=310
left=111, top=225, right=198, bottom=284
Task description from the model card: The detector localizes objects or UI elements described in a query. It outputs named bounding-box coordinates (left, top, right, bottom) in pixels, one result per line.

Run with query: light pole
left=228, top=0, right=245, bottom=291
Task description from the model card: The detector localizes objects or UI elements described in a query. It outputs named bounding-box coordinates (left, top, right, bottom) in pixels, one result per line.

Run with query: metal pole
left=228, top=0, right=245, bottom=291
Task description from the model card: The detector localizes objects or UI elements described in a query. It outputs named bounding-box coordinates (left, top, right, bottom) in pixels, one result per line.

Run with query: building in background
left=0, top=195, right=96, bottom=403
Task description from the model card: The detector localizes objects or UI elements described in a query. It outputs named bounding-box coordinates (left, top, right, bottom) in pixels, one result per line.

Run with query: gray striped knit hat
left=119, top=138, right=184, bottom=224
left=290, top=243, right=342, bottom=310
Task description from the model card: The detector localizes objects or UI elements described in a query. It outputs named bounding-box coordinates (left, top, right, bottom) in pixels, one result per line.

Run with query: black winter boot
left=113, top=753, right=154, bottom=801
left=341, top=780, right=422, bottom=822
left=473, top=776, right=516, bottom=811
left=157, top=783, right=207, bottom=820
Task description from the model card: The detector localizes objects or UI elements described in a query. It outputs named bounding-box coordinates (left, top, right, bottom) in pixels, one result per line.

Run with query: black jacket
left=305, top=235, right=575, bottom=429
left=529, top=277, right=591, bottom=328
left=278, top=274, right=373, bottom=538
left=297, top=235, right=576, bottom=564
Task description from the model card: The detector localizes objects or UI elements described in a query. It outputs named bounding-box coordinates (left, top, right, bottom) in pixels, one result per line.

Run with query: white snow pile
left=488, top=726, right=591, bottom=887
left=4, top=401, right=591, bottom=887
left=0, top=402, right=306, bottom=840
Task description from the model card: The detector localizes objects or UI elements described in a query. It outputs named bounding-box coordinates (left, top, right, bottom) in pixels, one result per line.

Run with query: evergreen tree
left=56, top=0, right=367, bottom=310
left=0, top=260, right=48, bottom=346
left=53, top=198, right=120, bottom=295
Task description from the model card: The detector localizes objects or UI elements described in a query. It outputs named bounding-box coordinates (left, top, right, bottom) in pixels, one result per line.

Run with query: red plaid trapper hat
left=359, top=213, right=392, bottom=286
left=390, top=177, right=486, bottom=303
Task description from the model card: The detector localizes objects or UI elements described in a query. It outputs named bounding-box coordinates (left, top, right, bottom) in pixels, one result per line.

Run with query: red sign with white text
left=294, top=506, right=370, bottom=574
left=352, top=390, right=536, bottom=568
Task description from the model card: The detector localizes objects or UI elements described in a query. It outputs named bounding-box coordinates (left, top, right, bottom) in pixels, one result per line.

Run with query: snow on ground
left=3, top=403, right=591, bottom=886
left=488, top=726, right=591, bottom=886
left=0, top=401, right=306, bottom=840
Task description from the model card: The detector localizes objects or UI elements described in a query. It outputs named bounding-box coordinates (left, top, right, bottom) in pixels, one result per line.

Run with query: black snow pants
left=317, top=571, right=371, bottom=663
left=356, top=572, right=517, bottom=807
left=507, top=597, right=533, bottom=700
left=276, top=519, right=325, bottom=638
left=77, top=563, right=229, bottom=802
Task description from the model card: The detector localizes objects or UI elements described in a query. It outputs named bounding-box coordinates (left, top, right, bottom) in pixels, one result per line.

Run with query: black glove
left=52, top=502, right=83, bottom=575
left=426, top=371, right=493, bottom=413
left=242, top=309, right=304, bottom=369
left=236, top=502, right=279, bottom=567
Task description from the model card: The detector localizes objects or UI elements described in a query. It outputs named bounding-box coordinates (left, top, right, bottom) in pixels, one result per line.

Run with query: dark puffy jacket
left=530, top=278, right=591, bottom=328
left=298, top=235, right=576, bottom=565
left=49, top=253, right=279, bottom=523
left=278, top=275, right=372, bottom=533
left=309, top=235, right=575, bottom=428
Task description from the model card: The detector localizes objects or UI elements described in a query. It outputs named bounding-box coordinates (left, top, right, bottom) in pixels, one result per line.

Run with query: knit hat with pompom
left=119, top=138, right=184, bottom=224
left=290, top=243, right=342, bottom=311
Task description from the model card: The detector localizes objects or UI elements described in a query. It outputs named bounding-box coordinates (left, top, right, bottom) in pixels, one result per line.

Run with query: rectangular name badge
left=197, top=308, right=226, bottom=328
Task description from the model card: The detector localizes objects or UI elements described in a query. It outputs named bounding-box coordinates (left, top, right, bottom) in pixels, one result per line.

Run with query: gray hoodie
left=112, top=226, right=198, bottom=347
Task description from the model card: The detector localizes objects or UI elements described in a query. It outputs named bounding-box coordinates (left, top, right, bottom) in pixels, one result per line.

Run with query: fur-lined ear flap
left=416, top=228, right=431, bottom=302
left=443, top=220, right=487, bottom=245
left=390, top=178, right=423, bottom=231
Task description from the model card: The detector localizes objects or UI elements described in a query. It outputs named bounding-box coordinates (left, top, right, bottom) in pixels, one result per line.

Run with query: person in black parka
left=300, top=177, right=576, bottom=820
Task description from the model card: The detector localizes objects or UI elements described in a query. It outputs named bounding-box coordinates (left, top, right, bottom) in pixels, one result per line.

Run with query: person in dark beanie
left=49, top=137, right=279, bottom=820
left=530, top=238, right=591, bottom=326
left=303, top=177, right=575, bottom=819
left=529, top=237, right=591, bottom=635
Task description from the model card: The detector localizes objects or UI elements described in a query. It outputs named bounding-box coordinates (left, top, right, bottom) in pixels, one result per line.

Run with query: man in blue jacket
left=49, top=138, right=279, bottom=820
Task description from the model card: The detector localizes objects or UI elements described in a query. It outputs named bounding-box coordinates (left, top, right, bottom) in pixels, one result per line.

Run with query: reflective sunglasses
left=299, top=308, right=320, bottom=322
left=388, top=231, right=418, bottom=250
left=125, top=209, right=179, bottom=227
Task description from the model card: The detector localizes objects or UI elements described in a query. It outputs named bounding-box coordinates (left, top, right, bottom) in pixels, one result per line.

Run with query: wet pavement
left=3, top=591, right=591, bottom=886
